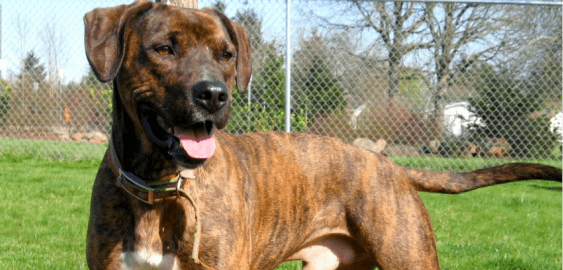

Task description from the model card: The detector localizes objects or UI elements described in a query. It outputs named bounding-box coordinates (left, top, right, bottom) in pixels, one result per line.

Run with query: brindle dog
left=84, top=2, right=562, bottom=269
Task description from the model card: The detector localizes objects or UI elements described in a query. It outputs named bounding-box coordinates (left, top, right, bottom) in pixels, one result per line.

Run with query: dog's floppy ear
left=210, top=10, right=253, bottom=93
left=83, top=2, right=153, bottom=82
left=230, top=22, right=252, bottom=93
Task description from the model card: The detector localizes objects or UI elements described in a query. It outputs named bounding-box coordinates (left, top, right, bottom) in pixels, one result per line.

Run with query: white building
left=442, top=102, right=561, bottom=142
left=443, top=101, right=484, bottom=136
left=550, top=112, right=563, bottom=144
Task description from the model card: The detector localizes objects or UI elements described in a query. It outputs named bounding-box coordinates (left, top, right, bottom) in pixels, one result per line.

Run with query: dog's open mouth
left=139, top=104, right=216, bottom=166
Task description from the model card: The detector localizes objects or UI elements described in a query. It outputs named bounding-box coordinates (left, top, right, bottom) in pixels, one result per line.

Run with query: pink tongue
left=178, top=135, right=216, bottom=159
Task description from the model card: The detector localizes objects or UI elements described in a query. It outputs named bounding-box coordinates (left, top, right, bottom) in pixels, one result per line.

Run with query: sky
left=1, top=0, right=135, bottom=83
left=2, top=0, right=555, bottom=84
left=0, top=0, right=288, bottom=83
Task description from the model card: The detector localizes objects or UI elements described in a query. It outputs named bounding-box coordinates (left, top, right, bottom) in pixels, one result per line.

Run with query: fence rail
left=0, top=0, right=561, bottom=170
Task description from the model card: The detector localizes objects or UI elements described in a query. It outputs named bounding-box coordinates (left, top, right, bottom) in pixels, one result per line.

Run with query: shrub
left=467, top=64, right=558, bottom=158
left=227, top=90, right=308, bottom=133
left=308, top=100, right=438, bottom=145
left=0, top=79, right=12, bottom=126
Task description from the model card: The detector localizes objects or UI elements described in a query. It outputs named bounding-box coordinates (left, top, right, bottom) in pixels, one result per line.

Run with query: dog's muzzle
left=138, top=80, right=230, bottom=168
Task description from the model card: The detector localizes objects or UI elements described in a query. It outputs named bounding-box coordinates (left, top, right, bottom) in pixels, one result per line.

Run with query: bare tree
left=15, top=13, right=30, bottom=82
left=423, top=3, right=502, bottom=119
left=500, top=5, right=562, bottom=102
left=312, top=2, right=504, bottom=106
left=42, top=21, right=67, bottom=95
left=501, top=4, right=561, bottom=61
left=42, top=21, right=69, bottom=126
left=356, top=1, right=428, bottom=99
left=316, top=1, right=429, bottom=99
left=234, top=8, right=263, bottom=53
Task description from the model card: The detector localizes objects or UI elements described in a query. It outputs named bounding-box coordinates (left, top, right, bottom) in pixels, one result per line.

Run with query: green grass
left=0, top=154, right=560, bottom=269
left=421, top=181, right=562, bottom=269
left=0, top=155, right=99, bottom=269
left=392, top=155, right=562, bottom=171
left=0, top=137, right=107, bottom=160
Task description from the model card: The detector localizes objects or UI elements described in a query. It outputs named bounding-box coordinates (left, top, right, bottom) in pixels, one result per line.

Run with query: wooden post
left=155, top=0, right=197, bottom=8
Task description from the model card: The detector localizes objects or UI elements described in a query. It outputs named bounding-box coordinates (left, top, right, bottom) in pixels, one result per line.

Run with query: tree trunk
left=387, top=48, right=401, bottom=99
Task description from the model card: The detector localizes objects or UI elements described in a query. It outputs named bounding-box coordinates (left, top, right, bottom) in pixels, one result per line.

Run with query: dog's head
left=84, top=1, right=251, bottom=169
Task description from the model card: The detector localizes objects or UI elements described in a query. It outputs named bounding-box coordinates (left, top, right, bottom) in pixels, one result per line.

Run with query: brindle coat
left=84, top=2, right=562, bottom=269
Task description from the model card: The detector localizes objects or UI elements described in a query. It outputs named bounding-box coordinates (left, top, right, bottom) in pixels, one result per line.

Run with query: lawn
left=0, top=154, right=560, bottom=269
left=0, top=137, right=107, bottom=160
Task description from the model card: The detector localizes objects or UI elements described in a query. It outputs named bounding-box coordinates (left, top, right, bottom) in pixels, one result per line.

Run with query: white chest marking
left=120, top=249, right=178, bottom=270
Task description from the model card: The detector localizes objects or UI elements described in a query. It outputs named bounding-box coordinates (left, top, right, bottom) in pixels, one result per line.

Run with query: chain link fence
left=0, top=0, right=561, bottom=169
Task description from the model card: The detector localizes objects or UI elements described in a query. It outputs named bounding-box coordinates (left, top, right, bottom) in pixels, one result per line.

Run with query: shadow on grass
left=529, top=184, right=562, bottom=192
left=484, top=258, right=532, bottom=270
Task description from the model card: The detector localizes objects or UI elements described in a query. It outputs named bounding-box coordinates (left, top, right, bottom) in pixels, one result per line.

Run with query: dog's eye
left=155, top=46, right=173, bottom=56
left=221, top=51, right=233, bottom=61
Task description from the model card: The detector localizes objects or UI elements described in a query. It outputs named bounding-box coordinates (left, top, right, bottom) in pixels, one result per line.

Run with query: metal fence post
left=284, top=0, right=292, bottom=132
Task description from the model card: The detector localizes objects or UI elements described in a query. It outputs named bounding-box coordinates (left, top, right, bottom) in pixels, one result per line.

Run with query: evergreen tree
left=233, top=9, right=263, bottom=51
left=212, top=1, right=226, bottom=13
left=6, top=51, right=49, bottom=128
left=251, top=44, right=285, bottom=110
left=292, top=31, right=345, bottom=120
left=19, top=51, right=46, bottom=84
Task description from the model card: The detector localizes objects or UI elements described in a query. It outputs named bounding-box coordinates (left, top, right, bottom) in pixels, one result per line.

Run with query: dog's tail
left=405, top=163, right=562, bottom=194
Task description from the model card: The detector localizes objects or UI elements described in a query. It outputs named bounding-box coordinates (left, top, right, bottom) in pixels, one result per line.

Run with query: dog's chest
left=119, top=204, right=189, bottom=270
left=120, top=249, right=178, bottom=270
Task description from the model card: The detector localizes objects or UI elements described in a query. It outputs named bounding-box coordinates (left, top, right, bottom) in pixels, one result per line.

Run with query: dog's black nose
left=193, top=80, right=230, bottom=112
